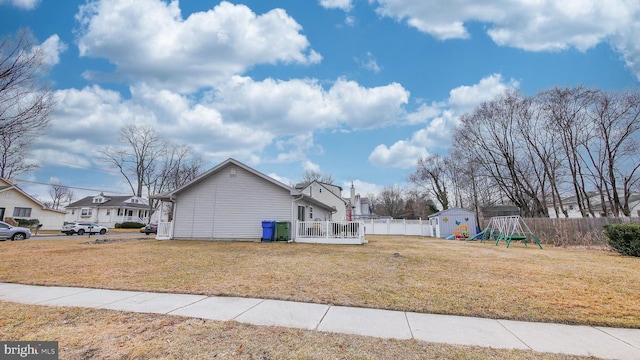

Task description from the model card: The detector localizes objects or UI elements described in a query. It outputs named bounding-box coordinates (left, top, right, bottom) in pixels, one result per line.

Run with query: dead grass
left=0, top=301, right=593, bottom=359
left=2, top=235, right=639, bottom=328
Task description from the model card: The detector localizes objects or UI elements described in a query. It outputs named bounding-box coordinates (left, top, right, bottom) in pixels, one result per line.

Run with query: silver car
left=0, top=221, right=32, bottom=240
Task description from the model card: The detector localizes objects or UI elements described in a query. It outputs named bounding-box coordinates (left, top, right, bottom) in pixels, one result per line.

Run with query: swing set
left=466, top=215, right=542, bottom=249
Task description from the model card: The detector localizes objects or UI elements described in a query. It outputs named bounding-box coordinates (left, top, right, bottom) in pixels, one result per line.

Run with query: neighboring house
left=296, top=181, right=348, bottom=221
left=152, top=158, right=336, bottom=241
left=547, top=191, right=640, bottom=218
left=64, top=193, right=155, bottom=228
left=428, top=207, right=477, bottom=238
left=0, top=178, right=66, bottom=230
left=344, top=183, right=375, bottom=220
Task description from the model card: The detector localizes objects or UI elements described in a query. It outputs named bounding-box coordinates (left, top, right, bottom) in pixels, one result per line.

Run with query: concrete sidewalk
left=1, top=283, right=639, bottom=359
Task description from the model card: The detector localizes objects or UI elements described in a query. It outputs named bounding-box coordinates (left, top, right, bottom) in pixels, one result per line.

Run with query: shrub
left=603, top=224, right=640, bottom=257
left=118, top=221, right=145, bottom=229
left=16, top=219, right=40, bottom=228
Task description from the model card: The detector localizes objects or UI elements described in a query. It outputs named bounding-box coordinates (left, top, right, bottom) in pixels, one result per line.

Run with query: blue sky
left=1, top=0, right=639, bottom=202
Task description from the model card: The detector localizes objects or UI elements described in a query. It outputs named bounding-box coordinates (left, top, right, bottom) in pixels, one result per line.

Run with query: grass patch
left=1, top=235, right=638, bottom=328
left=0, top=301, right=592, bottom=359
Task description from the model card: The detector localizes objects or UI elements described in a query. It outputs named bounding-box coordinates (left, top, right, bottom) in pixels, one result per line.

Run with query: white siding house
left=296, top=181, right=347, bottom=220
left=153, top=158, right=335, bottom=241
left=428, top=208, right=477, bottom=238
left=64, top=194, right=154, bottom=228
left=0, top=178, right=66, bottom=230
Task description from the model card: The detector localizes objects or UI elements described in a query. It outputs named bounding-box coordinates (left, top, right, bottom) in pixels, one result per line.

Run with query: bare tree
left=48, top=181, right=74, bottom=210
left=299, top=170, right=334, bottom=186
left=408, top=154, right=450, bottom=210
left=100, top=124, right=204, bottom=221
left=539, top=86, right=597, bottom=217
left=144, top=142, right=204, bottom=218
left=373, top=185, right=405, bottom=218
left=0, top=29, right=54, bottom=179
left=583, top=89, right=640, bottom=216
left=454, top=90, right=548, bottom=217
left=99, top=124, right=166, bottom=197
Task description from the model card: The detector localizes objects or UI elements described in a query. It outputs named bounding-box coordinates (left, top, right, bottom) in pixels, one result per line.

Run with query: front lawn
left=2, top=235, right=638, bottom=328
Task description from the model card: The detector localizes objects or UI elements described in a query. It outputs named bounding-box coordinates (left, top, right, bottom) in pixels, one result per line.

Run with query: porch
left=154, top=220, right=367, bottom=244
left=294, top=221, right=367, bottom=245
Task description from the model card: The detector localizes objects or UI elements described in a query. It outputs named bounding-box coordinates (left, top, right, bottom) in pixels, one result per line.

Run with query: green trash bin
left=275, top=221, right=291, bottom=241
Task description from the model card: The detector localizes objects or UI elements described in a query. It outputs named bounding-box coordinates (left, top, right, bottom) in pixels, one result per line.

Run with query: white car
left=0, top=221, right=32, bottom=240
left=61, top=222, right=108, bottom=235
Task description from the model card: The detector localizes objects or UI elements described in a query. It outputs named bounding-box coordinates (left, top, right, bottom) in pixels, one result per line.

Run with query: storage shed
left=428, top=208, right=477, bottom=238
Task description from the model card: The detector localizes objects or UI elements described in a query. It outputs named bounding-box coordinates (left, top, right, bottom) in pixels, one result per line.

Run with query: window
left=81, top=208, right=92, bottom=217
left=13, top=207, right=31, bottom=217
left=309, top=206, right=313, bottom=220
left=106, top=209, right=110, bottom=215
left=297, top=206, right=305, bottom=221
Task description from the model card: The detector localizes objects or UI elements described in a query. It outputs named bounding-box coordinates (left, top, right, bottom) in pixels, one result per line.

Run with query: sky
left=1, top=0, right=639, bottom=203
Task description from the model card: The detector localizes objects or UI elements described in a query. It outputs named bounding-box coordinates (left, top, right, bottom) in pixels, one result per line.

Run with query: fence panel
left=518, top=217, right=639, bottom=246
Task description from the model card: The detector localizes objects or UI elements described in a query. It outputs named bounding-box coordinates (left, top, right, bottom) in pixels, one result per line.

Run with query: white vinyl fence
left=361, top=218, right=433, bottom=236
left=295, top=221, right=367, bottom=244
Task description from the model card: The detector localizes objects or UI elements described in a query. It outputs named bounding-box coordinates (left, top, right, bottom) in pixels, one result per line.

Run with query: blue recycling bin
left=261, top=221, right=276, bottom=242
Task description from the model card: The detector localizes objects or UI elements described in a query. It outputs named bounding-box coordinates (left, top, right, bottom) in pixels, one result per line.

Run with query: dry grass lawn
left=0, top=235, right=637, bottom=358
left=2, top=235, right=638, bottom=327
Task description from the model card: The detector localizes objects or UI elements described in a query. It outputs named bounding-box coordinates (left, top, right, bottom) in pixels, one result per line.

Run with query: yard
left=1, top=235, right=638, bottom=358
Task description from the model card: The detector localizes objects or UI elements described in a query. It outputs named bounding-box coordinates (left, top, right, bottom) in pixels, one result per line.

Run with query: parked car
left=0, top=221, right=32, bottom=240
left=61, top=222, right=108, bottom=235
left=140, top=223, right=158, bottom=235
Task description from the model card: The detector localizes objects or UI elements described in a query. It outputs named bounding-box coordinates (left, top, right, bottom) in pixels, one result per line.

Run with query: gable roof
left=152, top=158, right=335, bottom=212
left=66, top=195, right=149, bottom=209
left=0, top=178, right=66, bottom=214
left=298, top=180, right=347, bottom=205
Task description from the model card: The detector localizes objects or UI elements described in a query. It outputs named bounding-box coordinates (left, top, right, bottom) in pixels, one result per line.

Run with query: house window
left=106, top=209, right=110, bottom=215
left=81, top=208, right=92, bottom=217
left=297, top=206, right=305, bottom=221
left=117, top=208, right=122, bottom=216
left=13, top=207, right=31, bottom=217
left=309, top=207, right=313, bottom=220
left=71, top=210, right=75, bottom=215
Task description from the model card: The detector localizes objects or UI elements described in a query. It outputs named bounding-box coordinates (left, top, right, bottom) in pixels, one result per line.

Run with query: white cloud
left=371, top=0, right=640, bottom=79
left=302, top=160, right=321, bottom=173
left=212, top=76, right=410, bottom=132
left=342, top=179, right=383, bottom=197
left=448, top=73, right=519, bottom=114
left=42, top=73, right=411, bottom=171
left=319, top=0, right=353, bottom=11
left=369, top=74, right=519, bottom=169
left=368, top=141, right=429, bottom=169
left=356, top=52, right=382, bottom=73
left=36, top=35, right=67, bottom=66
left=0, top=0, right=39, bottom=10
left=75, top=0, right=321, bottom=92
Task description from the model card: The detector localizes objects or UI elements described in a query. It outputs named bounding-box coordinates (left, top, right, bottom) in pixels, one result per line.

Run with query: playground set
left=450, top=215, right=543, bottom=249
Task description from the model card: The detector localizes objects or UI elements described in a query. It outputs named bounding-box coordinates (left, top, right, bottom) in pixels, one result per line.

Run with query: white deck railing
left=156, top=222, right=173, bottom=240
left=295, top=221, right=367, bottom=244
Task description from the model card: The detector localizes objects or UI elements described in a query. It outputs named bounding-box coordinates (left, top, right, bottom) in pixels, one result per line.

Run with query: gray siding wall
left=172, top=164, right=292, bottom=240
